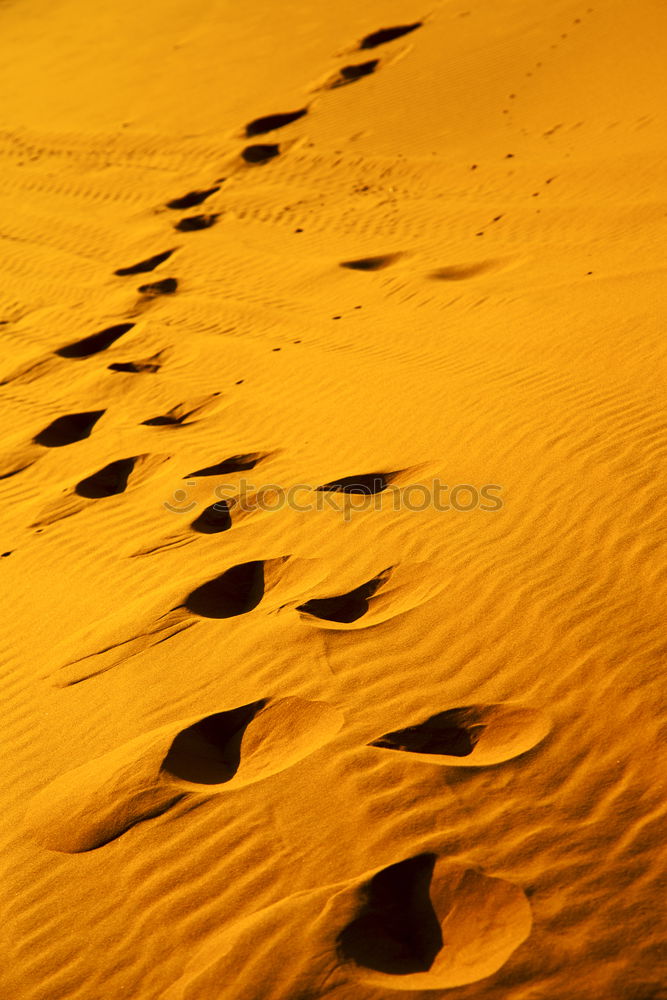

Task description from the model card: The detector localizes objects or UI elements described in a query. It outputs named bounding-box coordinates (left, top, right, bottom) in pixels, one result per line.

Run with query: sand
left=1, top=0, right=666, bottom=997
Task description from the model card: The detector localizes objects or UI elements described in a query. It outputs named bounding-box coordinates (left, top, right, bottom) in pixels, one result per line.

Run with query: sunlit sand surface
left=1, top=1, right=665, bottom=997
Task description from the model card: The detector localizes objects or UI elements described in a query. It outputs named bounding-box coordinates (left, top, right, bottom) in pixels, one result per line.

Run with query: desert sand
left=1, top=1, right=666, bottom=997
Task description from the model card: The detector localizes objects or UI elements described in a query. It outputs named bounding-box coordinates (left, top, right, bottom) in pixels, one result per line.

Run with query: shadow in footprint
left=115, top=250, right=174, bottom=276
left=340, top=254, right=400, bottom=271
left=186, top=454, right=263, bottom=477
left=166, top=187, right=220, bottom=210
left=161, top=701, right=267, bottom=785
left=138, top=278, right=178, bottom=296
left=242, top=144, right=280, bottom=164
left=297, top=575, right=385, bottom=624
left=329, top=60, right=379, bottom=88
left=56, top=323, right=135, bottom=359
left=245, top=109, right=307, bottom=136
left=372, top=710, right=484, bottom=757
left=75, top=458, right=136, bottom=498
left=174, top=214, right=219, bottom=232
left=430, top=262, right=497, bottom=281
left=359, top=23, right=422, bottom=49
left=191, top=501, right=232, bottom=534
left=34, top=410, right=105, bottom=447
left=338, top=854, right=442, bottom=976
left=184, top=561, right=264, bottom=618
left=370, top=704, right=552, bottom=767
left=318, top=473, right=390, bottom=494
left=108, top=359, right=161, bottom=374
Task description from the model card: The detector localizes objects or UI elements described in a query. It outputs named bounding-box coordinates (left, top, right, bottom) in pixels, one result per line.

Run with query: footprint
left=327, top=60, right=379, bottom=89
left=166, top=187, right=220, bottom=210
left=33, top=410, right=105, bottom=447
left=108, top=353, right=163, bottom=374
left=191, top=501, right=232, bottom=534
left=340, top=253, right=401, bottom=271
left=317, top=472, right=392, bottom=494
left=24, top=697, right=344, bottom=852
left=184, top=561, right=265, bottom=618
left=174, top=214, right=219, bottom=232
left=359, top=23, right=422, bottom=49
left=75, top=457, right=137, bottom=498
left=337, top=854, right=532, bottom=990
left=369, top=704, right=552, bottom=766
left=241, top=143, right=280, bottom=164
left=430, top=261, right=498, bottom=280
left=138, top=277, right=178, bottom=296
left=56, top=322, right=135, bottom=359
left=244, top=109, right=307, bottom=136
left=186, top=453, right=264, bottom=476
left=142, top=397, right=216, bottom=427
left=297, top=573, right=387, bottom=624
left=164, top=853, right=531, bottom=998
left=115, top=249, right=174, bottom=276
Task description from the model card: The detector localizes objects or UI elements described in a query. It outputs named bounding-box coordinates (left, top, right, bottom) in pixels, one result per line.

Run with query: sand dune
left=1, top=0, right=666, bottom=997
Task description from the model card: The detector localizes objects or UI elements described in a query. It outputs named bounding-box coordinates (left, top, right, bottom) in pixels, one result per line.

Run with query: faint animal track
left=297, top=573, right=387, bottom=624
left=186, top=453, right=264, bottom=477
left=24, top=696, right=344, bottom=852
left=337, top=853, right=532, bottom=990
left=317, top=472, right=393, bottom=494
left=33, top=409, right=105, bottom=447
left=184, top=561, right=265, bottom=618
left=245, top=109, right=308, bottom=136
left=369, top=704, right=552, bottom=766
left=75, top=457, right=137, bottom=498
left=56, top=322, right=135, bottom=358
left=174, top=214, right=219, bottom=232
left=358, top=23, right=422, bottom=49
left=430, top=261, right=499, bottom=280
left=327, top=60, right=379, bottom=89
left=241, top=143, right=280, bottom=164
left=166, top=187, right=220, bottom=210
left=340, top=253, right=402, bottom=271
left=191, top=501, right=232, bottom=534
left=115, top=249, right=175, bottom=276
left=138, top=277, right=178, bottom=296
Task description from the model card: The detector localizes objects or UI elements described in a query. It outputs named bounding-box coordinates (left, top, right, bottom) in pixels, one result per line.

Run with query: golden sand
left=1, top=1, right=665, bottom=997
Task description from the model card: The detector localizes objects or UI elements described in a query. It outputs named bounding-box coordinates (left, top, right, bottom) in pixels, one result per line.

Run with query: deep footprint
left=34, top=410, right=105, bottom=447
left=370, top=704, right=552, bottom=766
left=56, top=323, right=135, bottom=359
left=245, top=109, right=307, bottom=136
left=115, top=250, right=174, bottom=276
left=75, top=457, right=136, bottom=498
left=166, top=186, right=220, bottom=210
left=184, top=561, right=265, bottom=618
left=317, top=472, right=391, bottom=494
left=359, top=23, right=422, bottom=49
left=24, top=696, right=344, bottom=852
left=191, top=501, right=232, bottom=534
left=138, top=277, right=178, bottom=296
left=242, top=143, right=280, bottom=164
left=297, top=574, right=386, bottom=624
left=108, top=359, right=161, bottom=373
left=340, top=254, right=401, bottom=271
left=186, top=453, right=263, bottom=476
left=329, top=60, right=379, bottom=88
left=337, top=853, right=532, bottom=990
left=174, top=214, right=219, bottom=232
